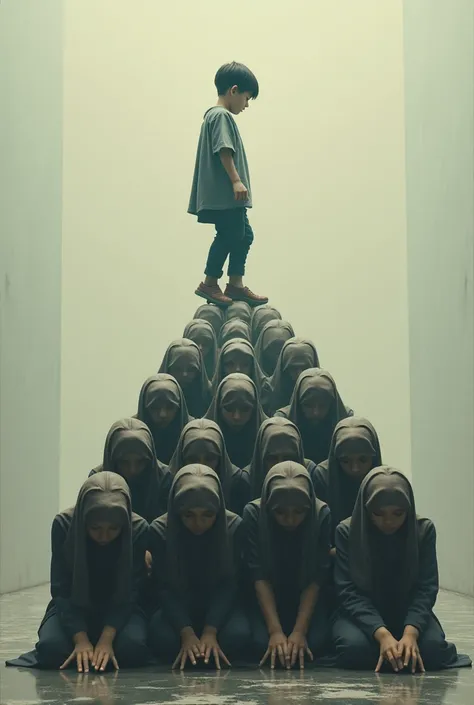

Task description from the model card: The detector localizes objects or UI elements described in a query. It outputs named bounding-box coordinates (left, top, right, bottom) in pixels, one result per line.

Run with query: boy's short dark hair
left=214, top=62, right=259, bottom=99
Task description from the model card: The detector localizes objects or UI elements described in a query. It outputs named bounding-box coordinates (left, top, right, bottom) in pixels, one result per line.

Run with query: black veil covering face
left=158, top=338, right=212, bottom=418
left=250, top=305, right=282, bottom=345
left=168, top=419, right=249, bottom=515
left=247, top=417, right=305, bottom=499
left=193, top=304, right=225, bottom=338
left=314, top=417, right=381, bottom=538
left=254, top=320, right=295, bottom=377
left=136, top=374, right=191, bottom=464
left=219, top=318, right=252, bottom=347
left=277, top=368, right=349, bottom=465
left=183, top=319, right=218, bottom=381
left=268, top=338, right=320, bottom=415
left=91, top=418, right=168, bottom=522
left=205, top=373, right=267, bottom=468
left=225, top=301, right=253, bottom=325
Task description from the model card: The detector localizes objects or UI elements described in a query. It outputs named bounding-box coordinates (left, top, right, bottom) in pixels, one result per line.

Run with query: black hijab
left=63, top=472, right=133, bottom=608
left=213, top=338, right=269, bottom=399
left=205, top=373, right=267, bottom=468
left=93, top=417, right=167, bottom=523
left=136, top=374, right=191, bottom=464
left=219, top=319, right=252, bottom=347
left=183, top=319, right=218, bottom=381
left=168, top=419, right=238, bottom=505
left=324, top=417, right=382, bottom=531
left=278, top=368, right=349, bottom=465
left=157, top=465, right=237, bottom=596
left=254, top=320, right=295, bottom=376
left=251, top=305, right=282, bottom=345
left=158, top=338, right=211, bottom=418
left=259, top=462, right=326, bottom=589
left=225, top=301, right=253, bottom=325
left=268, top=338, right=320, bottom=414
left=247, top=417, right=305, bottom=499
left=193, top=304, right=225, bottom=338
left=347, top=467, right=423, bottom=597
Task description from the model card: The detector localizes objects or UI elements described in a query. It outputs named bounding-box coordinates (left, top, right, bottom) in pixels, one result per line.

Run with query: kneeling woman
left=243, top=462, right=331, bottom=669
left=136, top=375, right=191, bottom=465
left=90, top=418, right=168, bottom=523
left=333, top=467, right=470, bottom=671
left=158, top=339, right=211, bottom=418
left=168, top=419, right=251, bottom=515
left=149, top=465, right=250, bottom=669
left=8, top=474, right=150, bottom=671
left=247, top=417, right=316, bottom=500
left=205, top=373, right=267, bottom=469
left=275, top=368, right=349, bottom=466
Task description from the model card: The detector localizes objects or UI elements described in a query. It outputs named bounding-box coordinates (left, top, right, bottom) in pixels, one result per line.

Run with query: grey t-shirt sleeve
left=210, top=111, right=237, bottom=155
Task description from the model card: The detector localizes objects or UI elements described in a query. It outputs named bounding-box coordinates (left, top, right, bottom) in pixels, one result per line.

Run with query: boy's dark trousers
left=203, top=208, right=254, bottom=278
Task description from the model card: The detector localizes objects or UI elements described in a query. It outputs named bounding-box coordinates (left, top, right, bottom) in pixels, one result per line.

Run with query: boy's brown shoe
left=224, top=284, right=269, bottom=307
left=195, top=282, right=232, bottom=307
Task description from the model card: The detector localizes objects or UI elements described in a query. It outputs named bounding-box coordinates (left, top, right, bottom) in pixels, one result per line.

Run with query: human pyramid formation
left=7, top=300, right=471, bottom=675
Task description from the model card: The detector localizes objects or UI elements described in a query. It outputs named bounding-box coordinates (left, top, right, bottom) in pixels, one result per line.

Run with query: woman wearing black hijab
left=312, top=417, right=381, bottom=543
left=136, top=375, right=192, bottom=465
left=158, top=339, right=212, bottom=418
left=149, top=465, right=250, bottom=669
left=193, top=303, right=225, bottom=339
left=183, top=319, right=218, bottom=381
left=333, top=467, right=470, bottom=671
left=219, top=318, right=252, bottom=347
left=254, top=320, right=295, bottom=377
left=90, top=418, right=169, bottom=523
left=8, top=474, right=150, bottom=670
left=246, top=417, right=317, bottom=500
left=225, top=301, right=253, bottom=325
left=251, top=305, right=282, bottom=346
left=213, top=338, right=272, bottom=413
left=166, top=419, right=251, bottom=515
left=275, top=369, right=349, bottom=466
left=268, top=338, right=320, bottom=416
left=205, top=373, right=267, bottom=468
left=243, top=462, right=331, bottom=668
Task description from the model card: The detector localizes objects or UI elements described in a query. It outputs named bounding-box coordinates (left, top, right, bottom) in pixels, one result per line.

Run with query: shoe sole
left=195, top=288, right=231, bottom=308
left=225, top=293, right=269, bottom=308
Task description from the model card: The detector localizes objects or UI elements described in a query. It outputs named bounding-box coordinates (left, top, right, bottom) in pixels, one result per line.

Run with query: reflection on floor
left=0, top=584, right=472, bottom=704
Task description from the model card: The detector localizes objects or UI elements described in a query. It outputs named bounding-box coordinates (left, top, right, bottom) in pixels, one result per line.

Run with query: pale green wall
left=404, top=0, right=474, bottom=595
left=0, top=1, right=63, bottom=593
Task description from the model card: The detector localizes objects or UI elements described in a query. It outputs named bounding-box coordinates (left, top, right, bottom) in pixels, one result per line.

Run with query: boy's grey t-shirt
left=188, top=106, right=252, bottom=216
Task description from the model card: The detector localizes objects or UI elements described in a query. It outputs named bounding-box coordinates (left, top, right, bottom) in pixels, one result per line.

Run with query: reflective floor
left=1, top=585, right=473, bottom=704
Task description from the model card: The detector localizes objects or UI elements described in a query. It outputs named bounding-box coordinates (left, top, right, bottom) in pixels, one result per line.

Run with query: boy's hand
left=233, top=180, right=248, bottom=201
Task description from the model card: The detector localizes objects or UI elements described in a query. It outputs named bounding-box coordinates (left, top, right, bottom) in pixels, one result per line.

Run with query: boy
left=188, top=62, right=268, bottom=308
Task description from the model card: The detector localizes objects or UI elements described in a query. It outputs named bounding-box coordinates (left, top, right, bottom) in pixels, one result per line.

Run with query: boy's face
left=228, top=87, right=252, bottom=115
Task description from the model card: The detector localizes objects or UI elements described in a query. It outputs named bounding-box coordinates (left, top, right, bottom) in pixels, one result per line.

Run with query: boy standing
left=188, top=62, right=268, bottom=308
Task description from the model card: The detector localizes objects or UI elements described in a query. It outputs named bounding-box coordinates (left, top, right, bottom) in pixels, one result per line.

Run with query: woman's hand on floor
left=374, top=627, right=403, bottom=672
left=199, top=627, right=231, bottom=669
left=287, top=630, right=313, bottom=669
left=60, top=633, right=94, bottom=673
left=92, top=637, right=119, bottom=671
left=172, top=627, right=201, bottom=670
left=260, top=631, right=289, bottom=669
left=398, top=627, right=425, bottom=673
